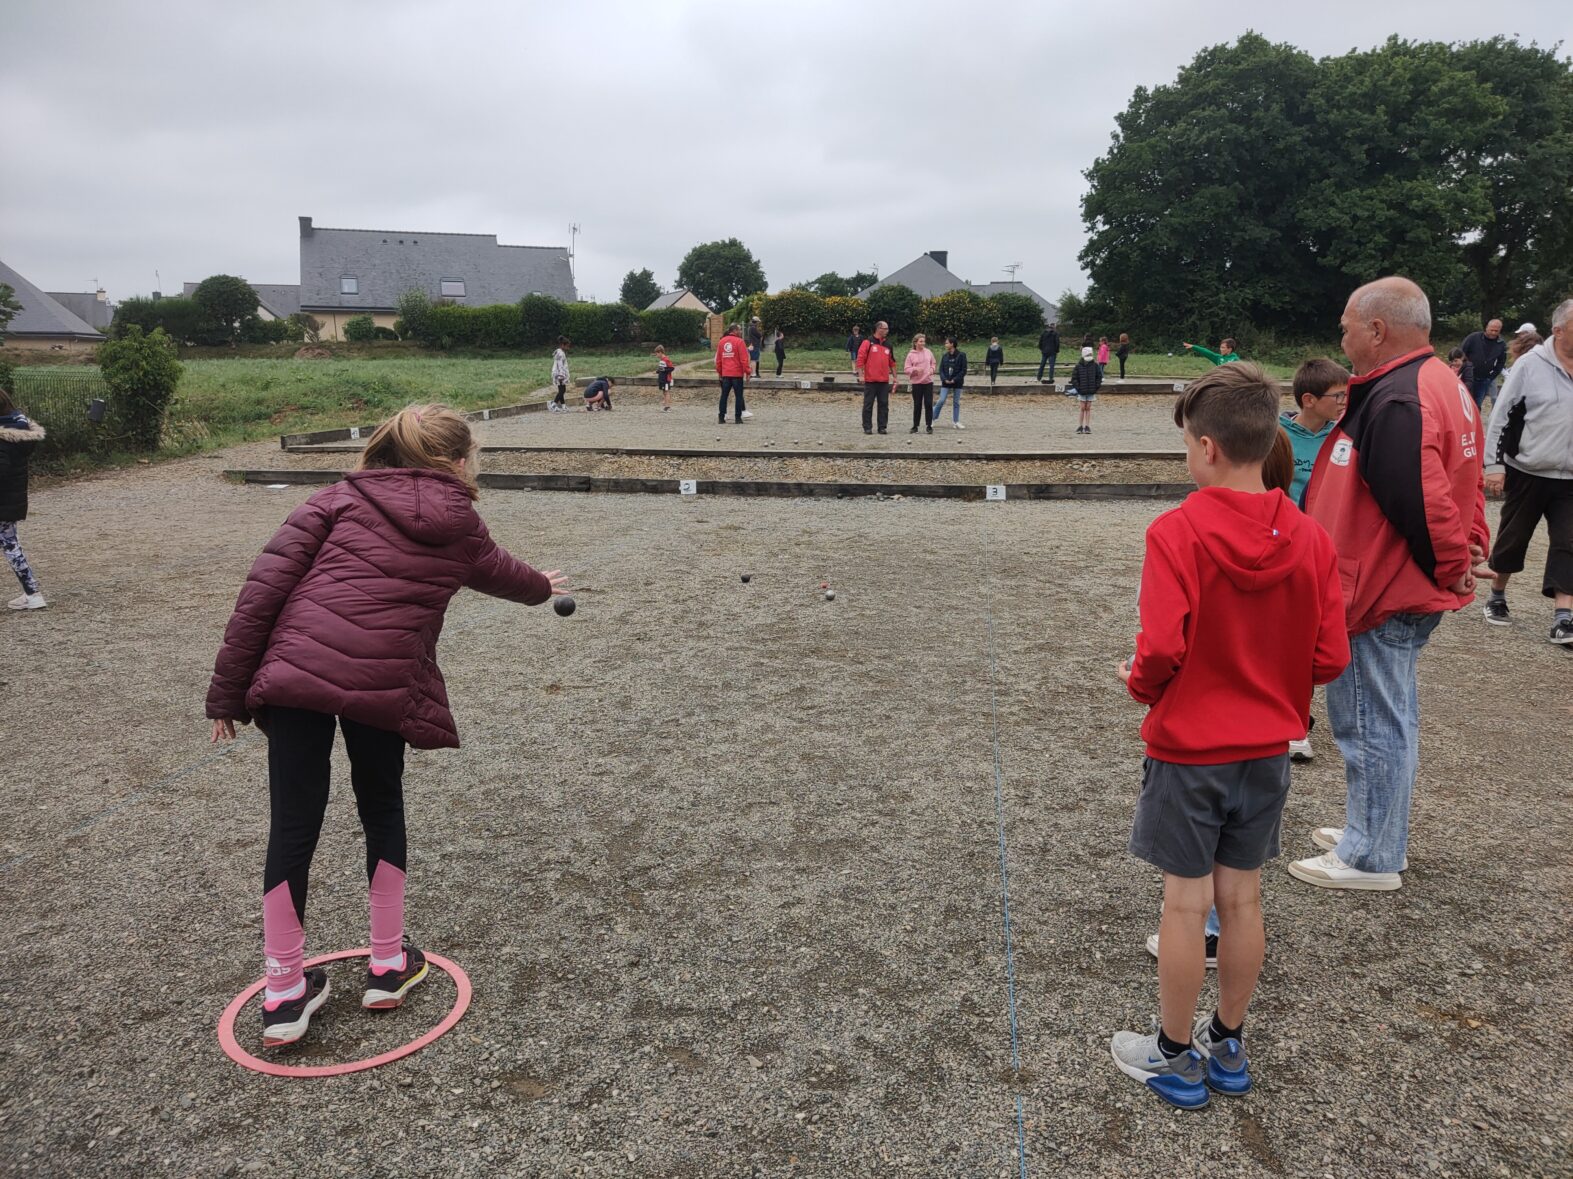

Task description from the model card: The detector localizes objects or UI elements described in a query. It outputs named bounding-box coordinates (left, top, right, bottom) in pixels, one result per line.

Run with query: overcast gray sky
left=4, top=0, right=1566, bottom=307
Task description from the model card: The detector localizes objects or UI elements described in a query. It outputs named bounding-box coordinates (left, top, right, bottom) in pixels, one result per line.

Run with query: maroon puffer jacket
left=205, top=468, right=552, bottom=748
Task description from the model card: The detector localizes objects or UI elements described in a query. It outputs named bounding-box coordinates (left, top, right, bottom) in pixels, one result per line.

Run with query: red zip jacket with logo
left=1303, top=349, right=1489, bottom=636
left=715, top=334, right=750, bottom=378
left=856, top=336, right=896, bottom=383
left=1126, top=487, right=1349, bottom=764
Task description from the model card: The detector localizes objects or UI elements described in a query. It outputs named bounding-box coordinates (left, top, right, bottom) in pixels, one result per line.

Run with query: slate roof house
left=181, top=281, right=302, bottom=321
left=858, top=251, right=1058, bottom=324
left=0, top=259, right=107, bottom=351
left=645, top=288, right=711, bottom=314
left=297, top=216, right=577, bottom=340
left=44, top=289, right=114, bottom=331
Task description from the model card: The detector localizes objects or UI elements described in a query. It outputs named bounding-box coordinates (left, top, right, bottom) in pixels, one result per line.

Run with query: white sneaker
left=954, top=421, right=964, bottom=430
left=1287, top=850, right=1401, bottom=891
left=1288, top=734, right=1313, bottom=762
left=1310, top=827, right=1407, bottom=870
left=7, top=593, right=46, bottom=611
left=740, top=410, right=754, bottom=420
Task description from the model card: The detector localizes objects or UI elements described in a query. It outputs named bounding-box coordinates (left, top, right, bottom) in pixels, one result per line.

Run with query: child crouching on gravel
left=0, top=384, right=47, bottom=610
left=1113, top=364, right=1347, bottom=1109
left=206, top=404, right=568, bottom=1048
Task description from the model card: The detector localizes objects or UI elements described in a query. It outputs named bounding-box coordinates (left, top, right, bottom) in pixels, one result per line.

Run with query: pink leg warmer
left=368, top=859, right=406, bottom=965
left=262, top=880, right=305, bottom=1005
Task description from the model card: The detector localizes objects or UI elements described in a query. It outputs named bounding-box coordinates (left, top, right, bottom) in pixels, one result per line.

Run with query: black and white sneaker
left=261, top=967, right=330, bottom=1047
left=363, top=942, right=429, bottom=1010
left=1550, top=617, right=1573, bottom=646
left=1145, top=932, right=1219, bottom=969
left=1482, top=598, right=1510, bottom=626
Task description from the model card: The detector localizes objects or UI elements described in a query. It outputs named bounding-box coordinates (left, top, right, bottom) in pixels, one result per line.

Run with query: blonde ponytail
left=356, top=404, right=480, bottom=499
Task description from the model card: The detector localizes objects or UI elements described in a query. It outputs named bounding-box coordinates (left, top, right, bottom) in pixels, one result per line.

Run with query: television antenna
left=1003, top=262, right=1023, bottom=283
left=568, top=223, right=581, bottom=283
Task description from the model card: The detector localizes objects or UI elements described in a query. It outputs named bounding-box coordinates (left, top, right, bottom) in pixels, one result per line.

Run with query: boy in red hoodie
left=1112, top=363, right=1349, bottom=1109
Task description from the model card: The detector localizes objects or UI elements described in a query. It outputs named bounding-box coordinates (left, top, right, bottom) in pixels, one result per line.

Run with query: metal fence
left=11, top=368, right=118, bottom=457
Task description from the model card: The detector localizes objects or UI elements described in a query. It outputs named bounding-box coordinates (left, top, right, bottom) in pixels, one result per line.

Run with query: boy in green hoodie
left=1183, top=337, right=1241, bottom=366
left=1280, top=359, right=1348, bottom=504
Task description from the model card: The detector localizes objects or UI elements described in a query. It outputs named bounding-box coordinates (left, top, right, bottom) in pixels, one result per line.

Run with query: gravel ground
left=1, top=448, right=1569, bottom=1178
left=466, top=390, right=1198, bottom=455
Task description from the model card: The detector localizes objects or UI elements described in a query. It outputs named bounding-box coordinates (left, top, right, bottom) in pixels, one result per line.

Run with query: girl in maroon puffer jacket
left=207, top=405, right=567, bottom=1047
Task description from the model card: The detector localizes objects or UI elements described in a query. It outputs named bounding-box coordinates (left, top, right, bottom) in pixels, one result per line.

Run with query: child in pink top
left=903, top=333, right=938, bottom=433
left=1097, top=336, right=1111, bottom=372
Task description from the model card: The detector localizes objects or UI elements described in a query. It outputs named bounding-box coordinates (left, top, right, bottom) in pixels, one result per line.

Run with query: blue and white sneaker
left=1192, top=1015, right=1251, bottom=1095
left=1110, top=1029, right=1209, bottom=1109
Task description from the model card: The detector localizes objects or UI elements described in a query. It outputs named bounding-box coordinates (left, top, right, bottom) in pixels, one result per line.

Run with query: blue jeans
left=1326, top=611, right=1442, bottom=872
left=1038, top=353, right=1058, bottom=380
left=932, top=384, right=961, bottom=422
left=1468, top=376, right=1496, bottom=409
left=718, top=377, right=746, bottom=421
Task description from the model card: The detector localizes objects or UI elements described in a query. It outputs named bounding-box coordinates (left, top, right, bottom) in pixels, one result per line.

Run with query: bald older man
left=1460, top=318, right=1507, bottom=409
left=1289, top=277, right=1489, bottom=892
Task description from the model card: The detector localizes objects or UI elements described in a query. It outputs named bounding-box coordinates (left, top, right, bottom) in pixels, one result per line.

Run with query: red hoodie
left=1127, top=487, right=1349, bottom=764
left=715, top=333, right=750, bottom=378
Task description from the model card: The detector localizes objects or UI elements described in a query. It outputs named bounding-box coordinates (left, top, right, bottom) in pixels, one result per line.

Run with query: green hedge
left=412, top=297, right=703, bottom=350
left=639, top=307, right=708, bottom=346
left=343, top=314, right=377, bottom=342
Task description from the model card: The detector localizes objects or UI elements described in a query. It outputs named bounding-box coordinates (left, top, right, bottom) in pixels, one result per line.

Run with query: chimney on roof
left=299, top=216, right=314, bottom=237
left=96, top=288, right=107, bottom=302
left=927, top=250, right=948, bottom=269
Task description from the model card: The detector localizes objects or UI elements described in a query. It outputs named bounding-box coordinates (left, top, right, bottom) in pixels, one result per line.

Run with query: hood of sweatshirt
left=1279, top=410, right=1334, bottom=441
left=342, top=467, right=478, bottom=546
left=1178, top=486, right=1304, bottom=592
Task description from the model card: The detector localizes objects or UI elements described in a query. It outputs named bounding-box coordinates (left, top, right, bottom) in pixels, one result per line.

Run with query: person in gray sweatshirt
left=1480, top=297, right=1573, bottom=644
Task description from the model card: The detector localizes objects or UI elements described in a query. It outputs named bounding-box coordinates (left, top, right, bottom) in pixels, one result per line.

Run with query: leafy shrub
left=427, top=303, right=521, bottom=349
left=98, top=326, right=183, bottom=449
left=111, top=296, right=227, bottom=346
left=760, top=289, right=832, bottom=334
left=0, top=358, right=13, bottom=397
left=519, top=295, right=567, bottom=345
left=920, top=290, right=1000, bottom=341
left=561, top=302, right=639, bottom=347
left=822, top=296, right=869, bottom=333
left=988, top=292, right=1049, bottom=335
left=342, top=314, right=378, bottom=342
left=865, top=284, right=922, bottom=337
left=373, top=326, right=399, bottom=341
left=639, top=307, right=708, bottom=346
left=290, top=313, right=322, bottom=344
left=192, top=274, right=260, bottom=343
left=396, top=289, right=434, bottom=344
left=241, top=317, right=299, bottom=344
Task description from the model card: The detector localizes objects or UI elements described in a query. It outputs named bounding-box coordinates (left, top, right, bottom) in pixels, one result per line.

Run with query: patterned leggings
left=1, top=522, right=39, bottom=595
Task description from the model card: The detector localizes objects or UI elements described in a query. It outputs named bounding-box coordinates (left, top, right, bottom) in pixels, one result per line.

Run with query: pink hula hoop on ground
left=217, top=947, right=471, bottom=1078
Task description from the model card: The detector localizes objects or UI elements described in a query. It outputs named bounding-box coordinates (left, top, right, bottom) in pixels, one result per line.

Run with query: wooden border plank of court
left=284, top=443, right=1187, bottom=461
left=278, top=401, right=548, bottom=449
left=226, top=469, right=1192, bottom=502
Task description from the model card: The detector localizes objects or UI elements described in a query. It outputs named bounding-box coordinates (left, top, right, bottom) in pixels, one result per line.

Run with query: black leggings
left=264, top=706, right=407, bottom=922
left=988, top=363, right=999, bottom=384
left=775, top=352, right=785, bottom=376
left=1118, top=356, right=1127, bottom=378
left=911, top=383, right=933, bottom=428
left=554, top=382, right=567, bottom=406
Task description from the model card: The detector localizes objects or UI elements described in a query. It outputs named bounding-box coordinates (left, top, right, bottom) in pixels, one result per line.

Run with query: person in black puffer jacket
left=0, top=384, right=47, bottom=610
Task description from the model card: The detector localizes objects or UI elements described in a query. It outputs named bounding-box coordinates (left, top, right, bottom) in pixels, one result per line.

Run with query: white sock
left=265, top=977, right=306, bottom=1004
left=370, top=949, right=406, bottom=972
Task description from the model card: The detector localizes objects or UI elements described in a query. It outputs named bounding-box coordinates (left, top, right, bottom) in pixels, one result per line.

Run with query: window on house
left=440, top=279, right=466, bottom=298
left=340, top=276, right=358, bottom=295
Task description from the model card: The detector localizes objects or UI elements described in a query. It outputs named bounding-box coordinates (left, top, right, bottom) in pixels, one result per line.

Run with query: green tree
left=805, top=272, right=852, bottom=297
left=864, top=284, right=922, bottom=337
left=676, top=239, right=766, bottom=312
left=98, top=326, right=183, bottom=449
left=191, top=274, right=259, bottom=344
left=619, top=268, right=661, bottom=308
left=0, top=283, right=21, bottom=342
left=1452, top=37, right=1573, bottom=319
left=343, top=314, right=377, bottom=342
left=1080, top=33, right=1326, bottom=340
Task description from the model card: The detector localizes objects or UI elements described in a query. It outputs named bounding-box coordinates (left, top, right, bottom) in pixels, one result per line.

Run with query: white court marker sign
left=679, top=479, right=698, bottom=496
left=986, top=484, right=1007, bottom=501
left=348, top=426, right=361, bottom=440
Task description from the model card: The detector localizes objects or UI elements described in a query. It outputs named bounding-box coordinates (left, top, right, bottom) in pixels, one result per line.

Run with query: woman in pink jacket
left=903, top=332, right=938, bottom=434
left=207, top=404, right=568, bottom=1048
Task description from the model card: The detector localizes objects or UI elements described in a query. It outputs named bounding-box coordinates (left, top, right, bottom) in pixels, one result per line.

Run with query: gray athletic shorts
left=1128, top=754, right=1292, bottom=878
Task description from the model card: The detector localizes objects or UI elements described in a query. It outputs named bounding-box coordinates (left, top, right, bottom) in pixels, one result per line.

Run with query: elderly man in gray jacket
left=1480, top=296, right=1573, bottom=644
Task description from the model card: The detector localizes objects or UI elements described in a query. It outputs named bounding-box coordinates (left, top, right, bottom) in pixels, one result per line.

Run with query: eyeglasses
left=1321, top=391, right=1348, bottom=402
